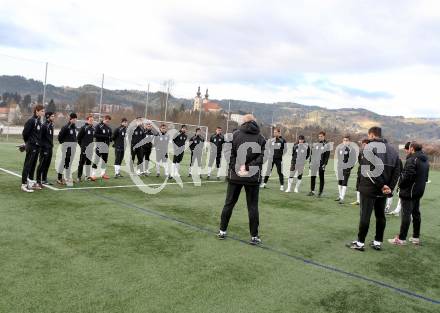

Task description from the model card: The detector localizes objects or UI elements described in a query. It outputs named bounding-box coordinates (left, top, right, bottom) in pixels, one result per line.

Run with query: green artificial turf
left=0, top=141, right=439, bottom=313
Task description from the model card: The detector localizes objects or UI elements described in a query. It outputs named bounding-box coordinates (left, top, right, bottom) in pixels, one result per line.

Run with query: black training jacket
left=228, top=121, right=266, bottom=186
left=266, top=136, right=286, bottom=160
left=358, top=138, right=401, bottom=197
left=399, top=151, right=430, bottom=200
left=210, top=133, right=225, bottom=152
left=94, top=122, right=112, bottom=145
left=22, top=114, right=42, bottom=146
left=189, top=135, right=204, bottom=151
left=291, top=142, right=311, bottom=166
left=112, top=126, right=127, bottom=150
left=40, top=120, right=54, bottom=149
left=77, top=124, right=95, bottom=148
left=58, top=123, right=77, bottom=144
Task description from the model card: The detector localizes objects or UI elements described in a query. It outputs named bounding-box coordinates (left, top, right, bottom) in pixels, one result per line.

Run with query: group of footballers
left=20, top=104, right=226, bottom=191
left=20, top=105, right=430, bottom=248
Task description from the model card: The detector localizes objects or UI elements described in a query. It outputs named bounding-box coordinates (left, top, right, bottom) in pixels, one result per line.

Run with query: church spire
left=205, top=88, right=209, bottom=100
left=196, top=86, right=201, bottom=97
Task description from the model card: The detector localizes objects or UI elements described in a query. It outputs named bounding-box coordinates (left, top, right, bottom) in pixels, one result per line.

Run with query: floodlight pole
left=145, top=83, right=150, bottom=119
left=164, top=82, right=169, bottom=121
left=42, top=62, right=48, bottom=106
left=98, top=73, right=104, bottom=121
left=226, top=100, right=231, bottom=133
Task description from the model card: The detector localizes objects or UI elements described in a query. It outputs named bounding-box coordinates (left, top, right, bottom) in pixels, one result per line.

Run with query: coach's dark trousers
left=220, top=182, right=260, bottom=237
left=357, top=194, right=387, bottom=243
left=21, top=144, right=40, bottom=184
left=399, top=198, right=421, bottom=240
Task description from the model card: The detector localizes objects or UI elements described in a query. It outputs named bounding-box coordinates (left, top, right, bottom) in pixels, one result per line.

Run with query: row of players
left=20, top=104, right=406, bottom=212
left=20, top=105, right=348, bottom=196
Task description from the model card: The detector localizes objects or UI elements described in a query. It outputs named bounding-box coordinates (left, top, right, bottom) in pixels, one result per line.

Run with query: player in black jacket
left=171, top=125, right=188, bottom=178
left=218, top=115, right=266, bottom=245
left=36, top=111, right=55, bottom=186
left=350, top=138, right=369, bottom=205
left=347, top=127, right=401, bottom=251
left=92, top=115, right=112, bottom=179
left=308, top=131, right=331, bottom=197
left=21, top=104, right=45, bottom=192
left=286, top=135, right=310, bottom=193
left=188, top=128, right=205, bottom=177
left=141, top=120, right=156, bottom=175
left=207, top=127, right=225, bottom=180
left=112, top=118, right=128, bottom=178
left=76, top=114, right=95, bottom=182
left=335, top=135, right=358, bottom=204
left=130, top=117, right=145, bottom=175
left=154, top=124, right=170, bottom=177
left=388, top=142, right=429, bottom=246
left=57, top=113, right=78, bottom=185
left=261, top=127, right=286, bottom=190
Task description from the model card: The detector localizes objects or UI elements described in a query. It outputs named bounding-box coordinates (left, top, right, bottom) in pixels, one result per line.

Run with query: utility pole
left=98, top=73, right=104, bottom=121
left=42, top=62, right=48, bottom=106
left=145, top=83, right=150, bottom=119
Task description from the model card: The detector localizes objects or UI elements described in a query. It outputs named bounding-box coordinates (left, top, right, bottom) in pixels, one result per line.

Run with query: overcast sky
left=1, top=0, right=439, bottom=117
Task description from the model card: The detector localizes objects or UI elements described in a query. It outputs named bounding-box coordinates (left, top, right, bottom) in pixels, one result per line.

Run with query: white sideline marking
left=57, top=180, right=224, bottom=191
left=0, top=167, right=60, bottom=191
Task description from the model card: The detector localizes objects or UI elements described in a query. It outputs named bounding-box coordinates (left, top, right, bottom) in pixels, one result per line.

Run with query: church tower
left=193, top=86, right=202, bottom=111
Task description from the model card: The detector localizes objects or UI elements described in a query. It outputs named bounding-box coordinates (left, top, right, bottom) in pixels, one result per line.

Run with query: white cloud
left=1, top=0, right=440, bottom=117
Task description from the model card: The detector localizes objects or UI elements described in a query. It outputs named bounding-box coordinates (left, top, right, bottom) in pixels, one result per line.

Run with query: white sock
left=356, top=191, right=360, bottom=203
left=156, top=162, right=160, bottom=174
left=114, top=165, right=120, bottom=175
left=91, top=169, right=96, bottom=177
left=207, top=167, right=212, bottom=176
left=386, top=197, right=393, bottom=208
left=101, top=169, right=106, bottom=176
left=341, top=186, right=347, bottom=200
left=287, top=178, right=293, bottom=189
left=338, top=185, right=342, bottom=198
left=189, top=166, right=192, bottom=175
left=295, top=179, right=302, bottom=191
left=373, top=240, right=381, bottom=246
left=395, top=199, right=401, bottom=213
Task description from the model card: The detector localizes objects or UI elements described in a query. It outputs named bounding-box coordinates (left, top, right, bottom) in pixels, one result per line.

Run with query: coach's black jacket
left=358, top=138, right=401, bottom=198
left=399, top=151, right=429, bottom=200
left=22, top=114, right=42, bottom=146
left=40, top=120, right=54, bottom=150
left=228, top=121, right=266, bottom=186
left=77, top=123, right=95, bottom=148
left=94, top=122, right=112, bottom=145
left=112, top=126, right=126, bottom=150
left=58, top=122, right=77, bottom=143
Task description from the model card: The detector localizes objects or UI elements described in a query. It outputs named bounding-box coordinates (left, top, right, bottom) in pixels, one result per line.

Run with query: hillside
left=1, top=75, right=439, bottom=141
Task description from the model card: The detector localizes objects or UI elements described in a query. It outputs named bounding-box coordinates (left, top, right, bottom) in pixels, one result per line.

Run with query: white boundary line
left=0, top=167, right=60, bottom=190
left=0, top=167, right=224, bottom=191
left=56, top=180, right=224, bottom=191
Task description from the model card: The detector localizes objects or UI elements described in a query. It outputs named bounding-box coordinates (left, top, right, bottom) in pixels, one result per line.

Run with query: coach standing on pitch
left=218, top=114, right=266, bottom=245
left=347, top=127, right=401, bottom=251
